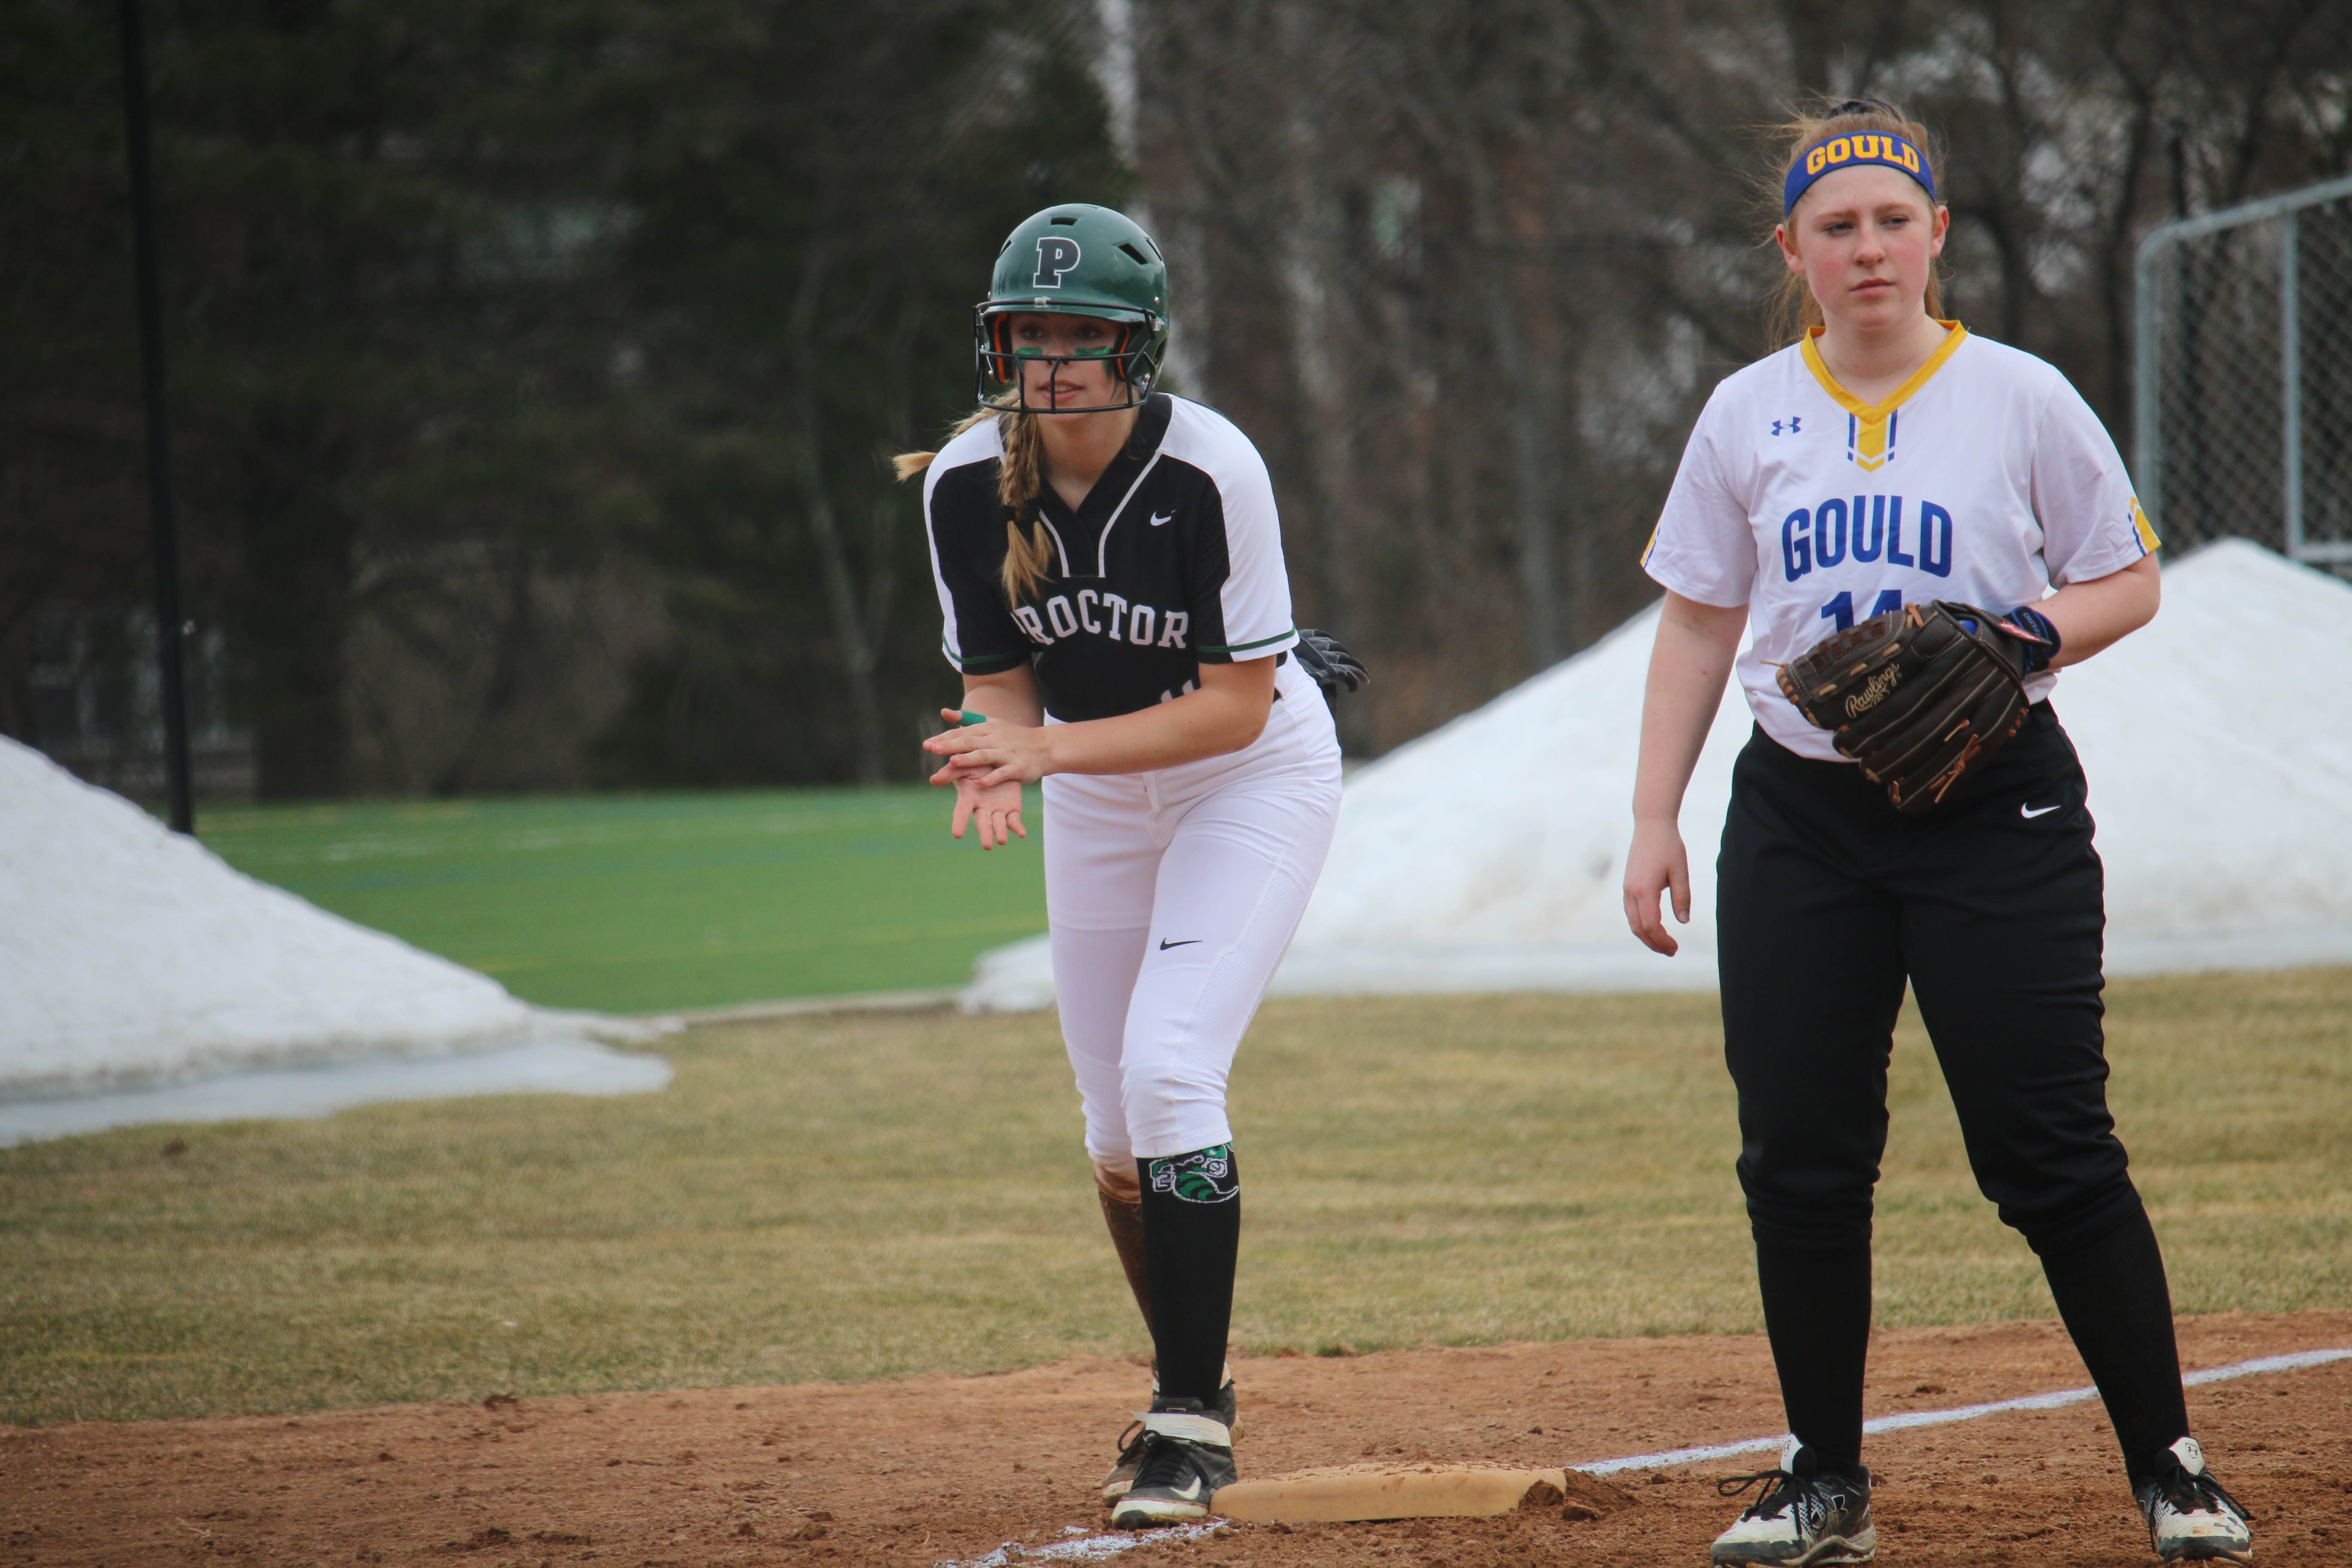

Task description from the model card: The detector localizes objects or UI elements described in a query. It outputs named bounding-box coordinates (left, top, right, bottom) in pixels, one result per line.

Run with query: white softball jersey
left=1642, top=325, right=2159, bottom=762
left=923, top=392, right=1339, bottom=1164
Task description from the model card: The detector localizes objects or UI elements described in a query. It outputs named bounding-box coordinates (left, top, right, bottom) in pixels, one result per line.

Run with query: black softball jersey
left=923, top=394, right=1300, bottom=723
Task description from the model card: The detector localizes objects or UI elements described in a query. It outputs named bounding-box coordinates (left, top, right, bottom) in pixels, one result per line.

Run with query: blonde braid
left=892, top=404, right=1055, bottom=603
left=994, top=410, right=1054, bottom=603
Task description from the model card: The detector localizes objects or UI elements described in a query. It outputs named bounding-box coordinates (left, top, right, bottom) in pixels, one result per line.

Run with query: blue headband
left=1783, top=129, right=1936, bottom=214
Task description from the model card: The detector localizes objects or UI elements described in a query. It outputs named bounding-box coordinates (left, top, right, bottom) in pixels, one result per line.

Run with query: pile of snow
left=2050, top=543, right=2352, bottom=968
left=0, top=736, right=646, bottom=1098
left=967, top=540, right=2352, bottom=1008
left=0, top=1040, right=671, bottom=1148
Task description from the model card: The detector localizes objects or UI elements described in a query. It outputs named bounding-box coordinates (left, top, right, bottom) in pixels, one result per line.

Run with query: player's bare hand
left=1623, top=817, right=1691, bottom=957
left=941, top=773, right=1026, bottom=849
left=923, top=707, right=1054, bottom=787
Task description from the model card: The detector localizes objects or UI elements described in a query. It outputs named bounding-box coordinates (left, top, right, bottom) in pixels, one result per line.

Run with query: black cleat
left=2135, top=1437, right=2252, bottom=1562
left=1100, top=1376, right=1234, bottom=1501
left=1710, top=1440, right=1875, bottom=1565
left=1108, top=1396, right=1236, bottom=1528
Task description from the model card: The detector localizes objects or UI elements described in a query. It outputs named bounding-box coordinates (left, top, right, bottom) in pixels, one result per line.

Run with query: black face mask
left=973, top=313, right=1163, bottom=415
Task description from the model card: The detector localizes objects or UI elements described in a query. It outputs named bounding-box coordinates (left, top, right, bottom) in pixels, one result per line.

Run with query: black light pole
left=117, top=0, right=195, bottom=833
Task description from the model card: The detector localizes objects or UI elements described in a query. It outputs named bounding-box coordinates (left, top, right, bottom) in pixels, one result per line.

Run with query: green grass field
left=4, top=970, right=2347, bottom=1425
left=192, top=789, right=1047, bottom=1014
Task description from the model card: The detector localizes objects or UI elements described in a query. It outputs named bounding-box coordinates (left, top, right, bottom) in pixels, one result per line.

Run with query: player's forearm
left=1041, top=682, right=1270, bottom=775
left=2038, top=554, right=2159, bottom=670
left=960, top=668, right=1045, bottom=727
left=1633, top=593, right=1746, bottom=821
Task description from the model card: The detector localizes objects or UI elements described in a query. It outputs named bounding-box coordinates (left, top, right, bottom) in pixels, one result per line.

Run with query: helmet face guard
left=974, top=205, right=1172, bottom=415
left=974, top=305, right=1166, bottom=414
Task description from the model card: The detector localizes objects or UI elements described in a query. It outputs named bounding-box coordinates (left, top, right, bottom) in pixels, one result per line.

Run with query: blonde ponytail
left=891, top=406, right=996, bottom=481
left=892, top=404, right=1057, bottom=603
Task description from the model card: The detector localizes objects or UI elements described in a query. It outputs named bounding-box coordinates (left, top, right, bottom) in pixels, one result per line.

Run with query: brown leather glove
left=1777, top=600, right=2053, bottom=812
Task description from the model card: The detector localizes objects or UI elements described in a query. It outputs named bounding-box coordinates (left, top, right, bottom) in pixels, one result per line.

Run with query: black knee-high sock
left=1755, top=1241, right=1872, bottom=1473
left=2033, top=1203, right=2187, bottom=1485
left=1136, top=1144, right=1239, bottom=1405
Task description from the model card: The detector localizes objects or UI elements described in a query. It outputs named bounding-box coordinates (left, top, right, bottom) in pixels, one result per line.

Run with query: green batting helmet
left=975, top=205, right=1169, bottom=412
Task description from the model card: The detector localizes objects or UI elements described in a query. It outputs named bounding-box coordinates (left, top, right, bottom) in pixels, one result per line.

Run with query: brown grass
left=3, top=969, right=2346, bottom=1424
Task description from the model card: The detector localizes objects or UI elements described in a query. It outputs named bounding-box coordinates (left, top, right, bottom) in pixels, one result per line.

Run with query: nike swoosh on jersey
left=1159, top=938, right=1201, bottom=949
left=1149, top=510, right=1176, bottom=526
left=2021, top=802, right=2061, bottom=819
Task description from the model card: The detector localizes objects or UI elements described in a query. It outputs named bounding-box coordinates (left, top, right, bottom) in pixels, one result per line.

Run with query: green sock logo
left=1148, top=1145, right=1238, bottom=1204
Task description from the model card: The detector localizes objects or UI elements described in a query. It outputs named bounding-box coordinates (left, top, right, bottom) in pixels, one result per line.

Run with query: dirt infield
left=6, top=1311, right=2348, bottom=1567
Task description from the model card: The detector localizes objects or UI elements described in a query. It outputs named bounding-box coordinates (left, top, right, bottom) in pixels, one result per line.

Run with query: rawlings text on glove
left=1776, top=601, right=2053, bottom=812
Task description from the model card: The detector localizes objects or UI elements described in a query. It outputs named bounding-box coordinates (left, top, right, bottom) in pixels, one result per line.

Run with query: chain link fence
left=2135, top=173, right=2352, bottom=570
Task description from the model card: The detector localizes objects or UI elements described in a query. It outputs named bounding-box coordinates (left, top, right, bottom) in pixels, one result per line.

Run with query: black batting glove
left=1293, top=627, right=1369, bottom=696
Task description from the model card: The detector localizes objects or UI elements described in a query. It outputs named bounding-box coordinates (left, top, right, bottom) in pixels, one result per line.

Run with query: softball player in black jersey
left=899, top=205, right=1342, bottom=1529
left=1624, top=102, right=2251, bottom=1565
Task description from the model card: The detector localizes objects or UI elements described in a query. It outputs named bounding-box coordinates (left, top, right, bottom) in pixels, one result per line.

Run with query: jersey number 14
left=1819, top=588, right=1905, bottom=631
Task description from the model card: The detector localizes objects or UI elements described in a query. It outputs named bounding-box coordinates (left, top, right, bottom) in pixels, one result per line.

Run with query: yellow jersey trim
left=1801, top=321, right=1969, bottom=473
left=2130, top=496, right=2161, bottom=555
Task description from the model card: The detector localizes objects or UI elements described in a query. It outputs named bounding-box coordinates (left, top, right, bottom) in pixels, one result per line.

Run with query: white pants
left=1046, top=659, right=1343, bottom=1166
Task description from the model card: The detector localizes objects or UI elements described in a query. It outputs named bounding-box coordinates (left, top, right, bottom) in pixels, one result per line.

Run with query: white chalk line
left=1572, top=1344, right=2352, bottom=1475
left=938, top=1519, right=1228, bottom=1566
left=935, top=1345, right=2352, bottom=1567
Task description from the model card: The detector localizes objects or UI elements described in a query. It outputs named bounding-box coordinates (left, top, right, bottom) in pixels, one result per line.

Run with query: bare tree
left=1129, top=0, right=2349, bottom=755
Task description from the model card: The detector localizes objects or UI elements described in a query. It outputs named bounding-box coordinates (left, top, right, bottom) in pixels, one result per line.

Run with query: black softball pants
left=1716, top=705, right=2187, bottom=1484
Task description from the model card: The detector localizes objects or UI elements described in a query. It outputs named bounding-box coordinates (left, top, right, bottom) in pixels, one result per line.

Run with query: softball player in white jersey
left=900, top=204, right=1342, bottom=1529
left=1623, top=101, right=2251, bottom=1565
